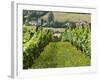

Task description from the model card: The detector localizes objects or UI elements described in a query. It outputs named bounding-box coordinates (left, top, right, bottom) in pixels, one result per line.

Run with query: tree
left=48, top=12, right=54, bottom=27
left=23, top=10, right=48, bottom=26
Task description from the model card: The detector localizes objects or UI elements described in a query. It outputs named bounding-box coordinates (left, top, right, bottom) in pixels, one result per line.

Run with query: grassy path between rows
left=32, top=42, right=90, bottom=68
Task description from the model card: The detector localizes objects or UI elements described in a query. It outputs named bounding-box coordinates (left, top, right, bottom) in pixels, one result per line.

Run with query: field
left=42, top=12, right=91, bottom=23
left=23, top=10, right=91, bottom=69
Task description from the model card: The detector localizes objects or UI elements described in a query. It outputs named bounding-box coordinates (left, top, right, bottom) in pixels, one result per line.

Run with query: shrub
left=61, top=26, right=91, bottom=57
left=23, top=28, right=53, bottom=69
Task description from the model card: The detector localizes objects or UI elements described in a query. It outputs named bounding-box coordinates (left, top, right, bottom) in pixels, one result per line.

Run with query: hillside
left=41, top=12, right=91, bottom=23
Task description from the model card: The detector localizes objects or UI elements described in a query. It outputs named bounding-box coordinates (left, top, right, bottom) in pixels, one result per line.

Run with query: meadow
left=42, top=12, right=91, bottom=23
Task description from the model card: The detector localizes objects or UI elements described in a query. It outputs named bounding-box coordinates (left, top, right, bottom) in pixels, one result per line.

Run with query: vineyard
left=23, top=10, right=91, bottom=69
left=23, top=25, right=91, bottom=69
left=61, top=27, right=91, bottom=57
left=23, top=26, right=53, bottom=68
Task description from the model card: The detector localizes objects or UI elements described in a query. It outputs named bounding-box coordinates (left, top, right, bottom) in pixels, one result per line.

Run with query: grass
left=32, top=42, right=90, bottom=68
left=41, top=12, right=91, bottom=23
